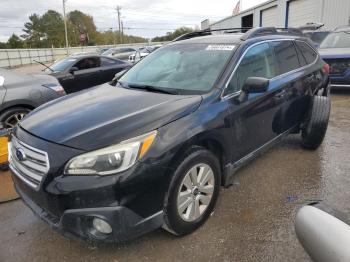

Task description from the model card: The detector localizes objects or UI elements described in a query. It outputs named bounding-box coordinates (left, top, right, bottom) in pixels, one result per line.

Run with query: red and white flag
left=232, top=0, right=240, bottom=15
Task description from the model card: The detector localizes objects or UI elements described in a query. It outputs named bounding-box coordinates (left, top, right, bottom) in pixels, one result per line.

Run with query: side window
left=101, top=57, right=122, bottom=66
left=295, top=41, right=318, bottom=65
left=226, top=43, right=275, bottom=94
left=295, top=42, right=308, bottom=66
left=74, top=58, right=100, bottom=70
left=112, top=49, right=121, bottom=55
left=270, top=41, right=300, bottom=75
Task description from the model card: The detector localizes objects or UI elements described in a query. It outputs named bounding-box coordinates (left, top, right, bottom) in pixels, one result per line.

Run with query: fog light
left=92, top=218, right=112, bottom=234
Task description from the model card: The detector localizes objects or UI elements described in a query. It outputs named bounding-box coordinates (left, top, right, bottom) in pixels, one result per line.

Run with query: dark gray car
left=0, top=69, right=65, bottom=129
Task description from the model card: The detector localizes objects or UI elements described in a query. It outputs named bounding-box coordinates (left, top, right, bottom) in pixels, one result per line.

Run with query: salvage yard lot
left=1, top=65, right=350, bottom=262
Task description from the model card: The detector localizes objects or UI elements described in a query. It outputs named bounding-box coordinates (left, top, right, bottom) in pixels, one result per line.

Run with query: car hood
left=19, top=83, right=202, bottom=151
left=318, top=48, right=350, bottom=59
left=0, top=69, right=59, bottom=89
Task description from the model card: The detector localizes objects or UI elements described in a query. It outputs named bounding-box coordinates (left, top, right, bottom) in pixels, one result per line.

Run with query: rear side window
left=101, top=57, right=122, bottom=66
left=270, top=41, right=300, bottom=75
left=295, top=41, right=318, bottom=65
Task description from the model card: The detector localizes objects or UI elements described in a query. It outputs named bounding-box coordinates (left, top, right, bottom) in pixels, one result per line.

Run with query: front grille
left=323, top=58, right=350, bottom=75
left=9, top=136, right=50, bottom=190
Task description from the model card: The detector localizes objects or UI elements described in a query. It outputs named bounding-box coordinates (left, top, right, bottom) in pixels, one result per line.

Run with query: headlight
left=42, top=83, right=66, bottom=96
left=64, top=131, right=157, bottom=176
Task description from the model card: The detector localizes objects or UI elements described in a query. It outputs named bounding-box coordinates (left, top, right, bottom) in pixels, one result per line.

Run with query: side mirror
left=134, top=51, right=142, bottom=63
left=110, top=69, right=129, bottom=86
left=69, top=67, right=79, bottom=74
left=242, top=77, right=269, bottom=93
left=238, top=77, right=269, bottom=103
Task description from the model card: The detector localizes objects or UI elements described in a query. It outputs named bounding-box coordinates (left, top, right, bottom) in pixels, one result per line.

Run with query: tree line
left=0, top=10, right=148, bottom=49
left=152, top=27, right=194, bottom=42
left=0, top=10, right=196, bottom=49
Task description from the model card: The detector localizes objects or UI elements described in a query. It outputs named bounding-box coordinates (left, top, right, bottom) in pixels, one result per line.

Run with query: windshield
left=320, top=31, right=350, bottom=48
left=46, top=58, right=77, bottom=72
left=119, top=43, right=235, bottom=95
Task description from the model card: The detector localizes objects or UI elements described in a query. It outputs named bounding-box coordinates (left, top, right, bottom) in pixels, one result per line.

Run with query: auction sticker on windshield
left=206, top=45, right=236, bottom=51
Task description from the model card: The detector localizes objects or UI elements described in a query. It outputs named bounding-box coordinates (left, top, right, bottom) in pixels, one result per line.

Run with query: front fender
left=142, top=98, right=232, bottom=175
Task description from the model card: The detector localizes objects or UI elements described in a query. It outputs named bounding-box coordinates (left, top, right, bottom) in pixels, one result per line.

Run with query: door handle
left=305, top=75, right=315, bottom=84
left=275, top=90, right=287, bottom=99
left=62, top=75, right=74, bottom=80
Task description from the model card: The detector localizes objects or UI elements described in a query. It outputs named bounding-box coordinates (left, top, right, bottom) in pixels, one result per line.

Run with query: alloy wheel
left=177, top=163, right=215, bottom=222
left=4, top=112, right=28, bottom=129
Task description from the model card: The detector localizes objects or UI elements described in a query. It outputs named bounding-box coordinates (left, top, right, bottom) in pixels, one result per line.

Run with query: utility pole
left=63, top=0, right=69, bottom=54
left=115, top=6, right=122, bottom=44
left=121, top=20, right=124, bottom=44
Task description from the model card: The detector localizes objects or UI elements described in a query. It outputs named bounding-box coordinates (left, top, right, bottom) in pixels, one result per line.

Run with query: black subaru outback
left=9, top=27, right=331, bottom=242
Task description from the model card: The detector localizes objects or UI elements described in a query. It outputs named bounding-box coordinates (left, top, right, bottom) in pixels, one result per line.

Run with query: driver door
left=64, top=57, right=102, bottom=94
left=224, top=42, right=286, bottom=162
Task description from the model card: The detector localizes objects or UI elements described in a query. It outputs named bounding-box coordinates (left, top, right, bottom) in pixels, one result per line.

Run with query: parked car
left=9, top=27, right=330, bottom=243
left=96, top=47, right=111, bottom=55
left=102, top=47, right=137, bottom=60
left=42, top=55, right=131, bottom=94
left=318, top=26, right=350, bottom=88
left=0, top=69, right=65, bottom=129
left=128, top=45, right=162, bottom=63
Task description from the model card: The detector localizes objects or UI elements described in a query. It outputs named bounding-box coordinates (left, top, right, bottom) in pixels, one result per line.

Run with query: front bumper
left=10, top=127, right=172, bottom=242
left=14, top=180, right=164, bottom=242
left=329, top=69, right=350, bottom=87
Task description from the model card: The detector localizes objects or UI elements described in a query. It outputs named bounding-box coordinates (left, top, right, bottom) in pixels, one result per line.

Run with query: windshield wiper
left=126, top=84, right=178, bottom=95
left=33, top=60, right=54, bottom=73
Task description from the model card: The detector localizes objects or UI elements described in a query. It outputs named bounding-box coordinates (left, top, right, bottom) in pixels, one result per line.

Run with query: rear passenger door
left=295, top=40, right=320, bottom=92
left=269, top=40, right=315, bottom=132
left=99, top=57, right=128, bottom=83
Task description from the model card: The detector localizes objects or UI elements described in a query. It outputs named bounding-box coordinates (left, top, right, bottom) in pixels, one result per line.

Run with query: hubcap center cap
left=192, top=187, right=199, bottom=196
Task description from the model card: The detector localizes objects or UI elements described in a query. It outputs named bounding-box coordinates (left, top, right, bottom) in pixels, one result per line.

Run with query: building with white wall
left=202, top=0, right=350, bottom=31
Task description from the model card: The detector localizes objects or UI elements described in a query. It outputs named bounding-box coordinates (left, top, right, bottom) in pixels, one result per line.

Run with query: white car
left=102, top=47, right=137, bottom=61
left=128, top=45, right=162, bottom=63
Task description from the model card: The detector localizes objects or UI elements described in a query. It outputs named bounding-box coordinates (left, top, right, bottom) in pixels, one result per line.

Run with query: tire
left=301, top=96, right=331, bottom=150
left=163, top=147, right=221, bottom=236
left=0, top=107, right=31, bottom=129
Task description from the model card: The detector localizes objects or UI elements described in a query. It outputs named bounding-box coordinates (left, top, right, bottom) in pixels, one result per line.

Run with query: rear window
left=270, top=41, right=300, bottom=75
left=295, top=41, right=317, bottom=65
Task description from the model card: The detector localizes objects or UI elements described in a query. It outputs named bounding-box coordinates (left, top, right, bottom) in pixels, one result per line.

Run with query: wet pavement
left=0, top=87, right=349, bottom=261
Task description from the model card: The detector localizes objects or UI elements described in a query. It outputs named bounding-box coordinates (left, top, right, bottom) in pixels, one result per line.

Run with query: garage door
left=261, top=6, right=278, bottom=27
left=287, top=0, right=318, bottom=27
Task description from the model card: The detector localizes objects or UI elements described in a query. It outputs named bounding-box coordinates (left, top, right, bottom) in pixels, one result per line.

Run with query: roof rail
left=297, top=22, right=324, bottom=31
left=173, top=27, right=305, bottom=42
left=173, top=27, right=252, bottom=42
left=241, top=27, right=304, bottom=40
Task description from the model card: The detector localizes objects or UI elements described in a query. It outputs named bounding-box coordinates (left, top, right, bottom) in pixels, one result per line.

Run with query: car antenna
left=33, top=59, right=54, bottom=72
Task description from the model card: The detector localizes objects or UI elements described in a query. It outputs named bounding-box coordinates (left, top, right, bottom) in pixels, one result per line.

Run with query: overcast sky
left=0, top=0, right=266, bottom=42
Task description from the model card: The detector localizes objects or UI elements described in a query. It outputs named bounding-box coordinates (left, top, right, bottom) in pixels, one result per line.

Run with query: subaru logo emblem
left=15, top=148, right=26, bottom=162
